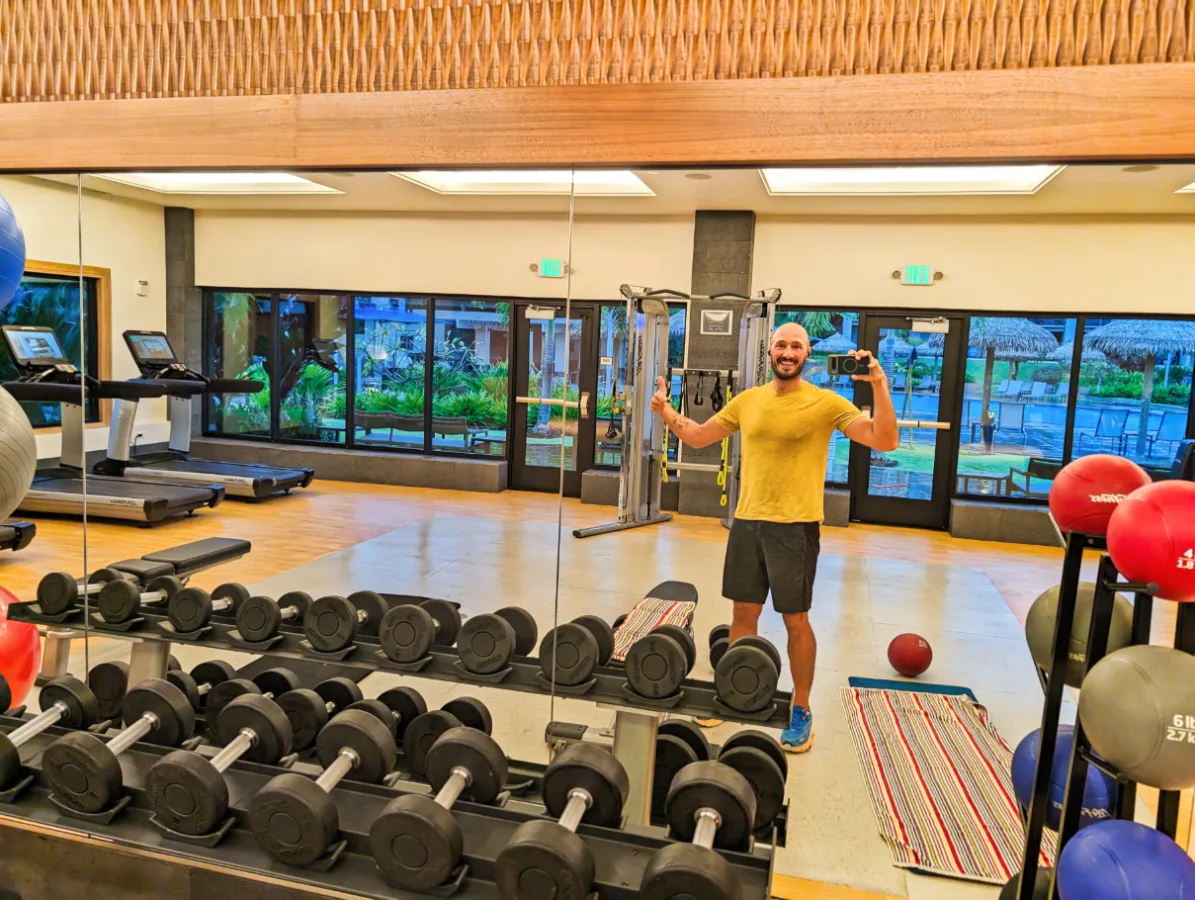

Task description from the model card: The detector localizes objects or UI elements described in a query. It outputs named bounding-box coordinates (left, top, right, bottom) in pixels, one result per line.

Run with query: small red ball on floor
left=888, top=633, right=933, bottom=677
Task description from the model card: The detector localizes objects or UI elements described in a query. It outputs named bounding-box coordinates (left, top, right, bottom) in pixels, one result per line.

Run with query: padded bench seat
left=109, top=537, right=252, bottom=582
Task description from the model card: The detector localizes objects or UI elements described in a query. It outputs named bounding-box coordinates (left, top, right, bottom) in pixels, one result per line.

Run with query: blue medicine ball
left=0, top=193, right=26, bottom=308
left=1011, top=726, right=1116, bottom=831
left=1058, top=819, right=1195, bottom=899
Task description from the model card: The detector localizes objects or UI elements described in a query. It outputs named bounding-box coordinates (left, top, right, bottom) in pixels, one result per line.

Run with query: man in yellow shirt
left=650, top=322, right=898, bottom=752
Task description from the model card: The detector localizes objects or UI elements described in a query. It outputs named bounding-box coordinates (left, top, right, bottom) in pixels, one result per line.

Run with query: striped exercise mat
left=610, top=581, right=698, bottom=662
left=840, top=686, right=1056, bottom=884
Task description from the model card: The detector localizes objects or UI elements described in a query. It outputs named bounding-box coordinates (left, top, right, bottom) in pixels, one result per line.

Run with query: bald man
left=650, top=322, right=898, bottom=752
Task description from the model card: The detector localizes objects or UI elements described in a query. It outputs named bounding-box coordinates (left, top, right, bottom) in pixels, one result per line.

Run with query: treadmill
left=1, top=325, right=223, bottom=524
left=95, top=329, right=315, bottom=499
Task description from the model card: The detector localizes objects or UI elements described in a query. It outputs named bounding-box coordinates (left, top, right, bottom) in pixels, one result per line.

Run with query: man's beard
left=771, top=356, right=805, bottom=381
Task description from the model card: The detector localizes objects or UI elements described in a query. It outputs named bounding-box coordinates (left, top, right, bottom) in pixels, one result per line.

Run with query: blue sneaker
left=781, top=705, right=814, bottom=753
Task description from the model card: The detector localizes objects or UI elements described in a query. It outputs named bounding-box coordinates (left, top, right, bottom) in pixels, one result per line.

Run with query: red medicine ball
left=888, top=633, right=933, bottom=677
left=1107, top=480, right=1195, bottom=603
left=1048, top=454, right=1151, bottom=537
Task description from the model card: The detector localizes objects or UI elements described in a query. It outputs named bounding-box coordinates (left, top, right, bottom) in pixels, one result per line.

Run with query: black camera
left=827, top=354, right=867, bottom=376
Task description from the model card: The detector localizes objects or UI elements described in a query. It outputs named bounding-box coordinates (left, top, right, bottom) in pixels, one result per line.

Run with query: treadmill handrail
left=2, top=381, right=88, bottom=403
left=94, top=379, right=176, bottom=401
left=205, top=378, right=265, bottom=394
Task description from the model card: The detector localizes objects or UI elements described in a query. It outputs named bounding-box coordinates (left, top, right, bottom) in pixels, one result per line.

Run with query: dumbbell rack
left=8, top=597, right=794, bottom=835
left=0, top=711, right=777, bottom=899
left=1014, top=530, right=1195, bottom=900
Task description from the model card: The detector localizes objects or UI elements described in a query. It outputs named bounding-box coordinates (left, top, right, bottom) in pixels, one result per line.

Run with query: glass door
left=510, top=302, right=597, bottom=495
left=851, top=314, right=965, bottom=529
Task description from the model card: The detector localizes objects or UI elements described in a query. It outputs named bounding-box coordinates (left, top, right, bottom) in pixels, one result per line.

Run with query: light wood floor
left=3, top=479, right=1186, bottom=899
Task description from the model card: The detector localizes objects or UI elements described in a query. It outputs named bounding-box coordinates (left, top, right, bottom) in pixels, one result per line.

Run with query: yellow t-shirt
left=712, top=381, right=864, bottom=524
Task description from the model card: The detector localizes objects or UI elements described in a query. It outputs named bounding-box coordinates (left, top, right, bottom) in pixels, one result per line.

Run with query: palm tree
left=535, top=319, right=557, bottom=431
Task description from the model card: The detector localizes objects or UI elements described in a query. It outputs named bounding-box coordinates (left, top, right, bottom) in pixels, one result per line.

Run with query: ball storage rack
left=1012, top=527, right=1195, bottom=900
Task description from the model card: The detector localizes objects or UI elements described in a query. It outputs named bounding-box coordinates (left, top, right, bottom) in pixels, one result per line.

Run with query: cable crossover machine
left=574, top=285, right=779, bottom=539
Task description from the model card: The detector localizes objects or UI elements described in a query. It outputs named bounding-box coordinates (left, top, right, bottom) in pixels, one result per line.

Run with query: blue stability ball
left=1011, top=726, right=1116, bottom=831
left=1058, top=819, right=1195, bottom=899
left=0, top=193, right=26, bottom=308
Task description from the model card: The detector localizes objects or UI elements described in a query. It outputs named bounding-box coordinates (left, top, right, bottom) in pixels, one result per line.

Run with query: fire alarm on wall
left=136, top=280, right=149, bottom=297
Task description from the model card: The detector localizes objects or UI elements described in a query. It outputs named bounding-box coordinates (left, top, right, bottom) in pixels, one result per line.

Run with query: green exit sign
left=902, top=265, right=934, bottom=286
left=539, top=258, right=564, bottom=278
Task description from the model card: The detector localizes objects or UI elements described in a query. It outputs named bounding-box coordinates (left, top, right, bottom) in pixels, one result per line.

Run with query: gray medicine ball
left=1078, top=645, right=1195, bottom=791
left=0, top=387, right=36, bottom=520
left=1025, top=582, right=1133, bottom=688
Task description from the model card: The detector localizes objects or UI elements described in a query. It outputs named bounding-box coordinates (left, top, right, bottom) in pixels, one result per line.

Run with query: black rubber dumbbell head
left=218, top=693, right=294, bottom=764
left=37, top=567, right=127, bottom=617
left=625, top=630, right=691, bottom=700
left=654, top=625, right=696, bottom=672
left=167, top=655, right=182, bottom=672
left=189, top=660, right=237, bottom=710
left=98, top=575, right=183, bottom=624
left=720, top=729, right=788, bottom=780
left=718, top=744, right=786, bottom=832
left=304, top=595, right=371, bottom=652
left=639, top=842, right=741, bottom=900
left=204, top=667, right=299, bottom=733
left=403, top=710, right=461, bottom=776
left=538, top=622, right=600, bottom=686
left=43, top=678, right=194, bottom=813
left=544, top=743, right=629, bottom=828
left=736, top=635, right=783, bottom=673
left=709, top=623, right=731, bottom=647
left=316, top=708, right=397, bottom=783
left=457, top=613, right=516, bottom=675
left=377, top=686, right=427, bottom=742
left=653, top=734, right=698, bottom=819
left=347, top=591, right=389, bottom=634
left=659, top=719, right=712, bottom=762
left=370, top=727, right=508, bottom=891
left=710, top=636, right=730, bottom=668
left=714, top=640, right=781, bottom=714
left=666, top=760, right=756, bottom=851
left=494, top=606, right=538, bottom=657
left=0, top=675, right=99, bottom=790
left=441, top=697, right=492, bottom=735
left=88, top=661, right=129, bottom=720
left=167, top=587, right=216, bottom=633
left=0, top=674, right=10, bottom=716
left=346, top=699, right=399, bottom=738
left=571, top=615, right=615, bottom=666
left=278, top=677, right=362, bottom=752
left=379, top=604, right=436, bottom=663
left=421, top=599, right=462, bottom=647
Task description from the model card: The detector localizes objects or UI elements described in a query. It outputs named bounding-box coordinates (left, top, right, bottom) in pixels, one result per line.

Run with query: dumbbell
left=0, top=676, right=100, bottom=791
left=457, top=606, right=539, bottom=675
left=345, top=686, right=427, bottom=746
left=303, top=590, right=391, bottom=653
left=710, top=623, right=732, bottom=668
left=371, top=726, right=507, bottom=890
left=249, top=708, right=397, bottom=865
left=639, top=760, right=757, bottom=900
left=166, top=660, right=237, bottom=712
left=147, top=693, right=293, bottom=836
left=402, top=697, right=493, bottom=776
left=42, top=678, right=195, bottom=814
left=96, top=575, right=185, bottom=625
left=714, top=635, right=782, bottom=714
left=203, top=667, right=301, bottom=737
left=494, top=743, right=629, bottom=900
left=378, top=598, right=463, bottom=663
left=625, top=624, right=697, bottom=700
left=0, top=673, right=9, bottom=713
left=36, top=568, right=135, bottom=616
left=88, top=655, right=183, bottom=720
left=537, top=614, right=616, bottom=686
left=277, top=676, right=364, bottom=752
left=236, top=591, right=311, bottom=643
left=167, top=583, right=250, bottom=634
left=653, top=719, right=713, bottom=818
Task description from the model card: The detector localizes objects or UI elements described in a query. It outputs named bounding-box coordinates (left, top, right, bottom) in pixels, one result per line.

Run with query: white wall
left=195, top=211, right=695, bottom=300
left=0, top=176, right=169, bottom=458
left=754, top=216, right=1195, bottom=314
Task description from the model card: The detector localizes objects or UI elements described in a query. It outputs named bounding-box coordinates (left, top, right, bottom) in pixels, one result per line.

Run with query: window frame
left=16, top=259, right=109, bottom=429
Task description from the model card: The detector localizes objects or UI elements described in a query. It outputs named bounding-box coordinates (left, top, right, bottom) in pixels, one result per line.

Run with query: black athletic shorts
left=722, top=519, right=821, bottom=614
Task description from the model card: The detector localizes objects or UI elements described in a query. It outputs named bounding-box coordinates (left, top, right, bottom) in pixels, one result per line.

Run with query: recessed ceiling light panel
left=393, top=170, right=654, bottom=196
left=759, top=165, right=1064, bottom=196
left=93, top=172, right=341, bottom=195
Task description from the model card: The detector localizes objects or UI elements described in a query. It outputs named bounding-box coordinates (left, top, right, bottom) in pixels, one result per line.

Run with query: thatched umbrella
left=932, top=318, right=1057, bottom=449
left=812, top=331, right=856, bottom=353
left=1049, top=341, right=1106, bottom=364
left=1084, top=319, right=1195, bottom=457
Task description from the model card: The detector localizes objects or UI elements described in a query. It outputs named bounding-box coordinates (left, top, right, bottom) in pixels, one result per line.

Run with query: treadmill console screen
left=2, top=326, right=71, bottom=368
left=127, top=332, right=178, bottom=364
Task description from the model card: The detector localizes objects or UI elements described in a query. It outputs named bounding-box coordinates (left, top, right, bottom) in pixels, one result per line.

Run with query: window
left=1070, top=318, right=1194, bottom=473
left=0, top=269, right=101, bottom=426
left=433, top=298, right=508, bottom=457
left=774, top=308, right=859, bottom=484
left=353, top=295, right=428, bottom=451
left=205, top=292, right=272, bottom=437
left=956, top=316, right=1077, bottom=498
left=594, top=301, right=688, bottom=467
left=278, top=294, right=347, bottom=443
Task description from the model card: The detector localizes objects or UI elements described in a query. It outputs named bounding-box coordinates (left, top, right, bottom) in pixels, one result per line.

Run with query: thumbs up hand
left=650, top=375, right=670, bottom=414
